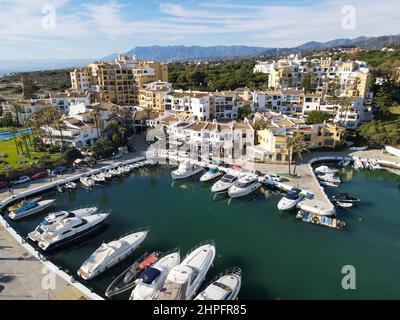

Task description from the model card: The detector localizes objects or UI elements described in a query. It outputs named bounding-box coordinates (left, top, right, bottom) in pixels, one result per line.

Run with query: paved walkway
left=0, top=226, right=87, bottom=300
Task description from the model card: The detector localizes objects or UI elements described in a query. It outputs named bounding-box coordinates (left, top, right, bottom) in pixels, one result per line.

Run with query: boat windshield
left=236, top=180, right=255, bottom=189
left=14, top=202, right=38, bottom=214
left=221, top=175, right=235, bottom=183
left=208, top=168, right=218, bottom=174
left=286, top=190, right=300, bottom=200
left=140, top=267, right=161, bottom=285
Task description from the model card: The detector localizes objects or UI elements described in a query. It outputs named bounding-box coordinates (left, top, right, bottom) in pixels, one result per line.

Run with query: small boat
left=319, top=181, right=339, bottom=188
left=105, top=251, right=163, bottom=298
left=80, top=176, right=95, bottom=188
left=38, top=213, right=110, bottom=252
left=77, top=230, right=149, bottom=280
left=117, top=166, right=128, bottom=175
left=318, top=173, right=341, bottom=184
left=349, top=146, right=368, bottom=151
left=211, top=174, right=238, bottom=194
left=194, top=268, right=242, bottom=301
left=363, top=161, right=373, bottom=170
left=336, top=202, right=354, bottom=209
left=28, top=206, right=98, bottom=242
left=370, top=161, right=382, bottom=170
left=354, top=159, right=364, bottom=170
left=296, top=210, right=346, bottom=230
left=9, top=199, right=56, bottom=221
left=109, top=169, right=121, bottom=177
left=228, top=174, right=262, bottom=199
left=338, top=158, right=351, bottom=167
left=314, top=166, right=338, bottom=174
left=57, top=185, right=67, bottom=193
left=277, top=188, right=303, bottom=211
left=7, top=197, right=41, bottom=213
left=65, top=182, right=77, bottom=190
left=331, top=193, right=360, bottom=205
left=92, top=173, right=107, bottom=184
left=200, top=167, right=223, bottom=182
left=103, top=171, right=113, bottom=180
left=171, top=162, right=204, bottom=180
left=129, top=250, right=181, bottom=300
left=154, top=241, right=216, bottom=300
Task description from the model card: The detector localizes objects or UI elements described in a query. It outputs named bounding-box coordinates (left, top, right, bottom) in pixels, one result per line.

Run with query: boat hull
left=228, top=183, right=261, bottom=199
left=171, top=168, right=203, bottom=180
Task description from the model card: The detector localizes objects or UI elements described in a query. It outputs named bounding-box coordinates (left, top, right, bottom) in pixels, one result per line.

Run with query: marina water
left=5, top=165, right=400, bottom=299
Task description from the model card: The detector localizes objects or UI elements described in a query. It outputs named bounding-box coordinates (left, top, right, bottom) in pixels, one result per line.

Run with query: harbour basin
left=3, top=164, right=400, bottom=300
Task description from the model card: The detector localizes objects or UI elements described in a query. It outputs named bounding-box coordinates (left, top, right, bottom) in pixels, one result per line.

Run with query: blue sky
left=0, top=0, right=399, bottom=59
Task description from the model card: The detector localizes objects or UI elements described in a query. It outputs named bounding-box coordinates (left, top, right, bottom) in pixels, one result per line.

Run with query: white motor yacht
left=80, top=176, right=95, bottom=188
left=78, top=230, right=149, bottom=280
left=65, top=181, right=77, bottom=190
left=228, top=174, right=262, bottom=198
left=38, top=213, right=110, bottom=252
left=129, top=251, right=181, bottom=300
left=28, top=206, right=98, bottom=242
left=200, top=167, right=223, bottom=182
left=154, top=241, right=216, bottom=300
left=314, top=166, right=338, bottom=174
left=9, top=199, right=55, bottom=221
left=277, top=188, right=303, bottom=211
left=318, top=173, right=341, bottom=184
left=354, top=159, right=364, bottom=170
left=103, top=171, right=113, bottom=180
left=370, top=161, right=382, bottom=170
left=171, top=162, right=204, bottom=180
left=194, top=268, right=242, bottom=301
left=109, top=169, right=121, bottom=177
left=211, top=174, right=238, bottom=194
left=320, top=181, right=339, bottom=188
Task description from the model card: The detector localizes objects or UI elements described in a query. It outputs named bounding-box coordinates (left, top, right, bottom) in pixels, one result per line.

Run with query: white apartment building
left=334, top=97, right=373, bottom=129
left=70, top=68, right=91, bottom=92
left=50, top=91, right=91, bottom=114
left=213, top=91, right=239, bottom=120
left=164, top=91, right=211, bottom=121
left=42, top=116, right=100, bottom=148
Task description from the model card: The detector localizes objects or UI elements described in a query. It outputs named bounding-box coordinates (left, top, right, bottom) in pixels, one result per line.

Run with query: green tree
left=10, top=102, right=22, bottom=126
left=306, top=110, right=331, bottom=125
left=10, top=127, right=20, bottom=154
left=238, top=105, right=252, bottom=119
left=52, top=119, right=67, bottom=151
left=302, top=72, right=317, bottom=94
left=374, top=81, right=393, bottom=115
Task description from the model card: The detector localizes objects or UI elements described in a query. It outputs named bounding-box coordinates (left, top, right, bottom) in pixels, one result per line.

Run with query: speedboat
left=38, top=213, right=110, bottom=252
left=78, top=230, right=149, bottom=281
left=57, top=184, right=66, bottom=193
left=129, top=250, right=181, bottom=300
left=154, top=241, right=216, bottom=300
left=349, top=146, right=368, bottom=151
left=338, top=158, right=351, bottom=167
left=211, top=174, right=238, bottom=194
left=111, top=169, right=122, bottom=177
left=331, top=193, right=360, bottom=207
left=200, top=167, right=222, bottom=182
left=314, top=166, right=338, bottom=174
left=194, top=268, right=242, bottom=301
left=106, top=251, right=163, bottom=298
left=65, top=182, right=77, bottom=190
left=319, top=181, right=339, bottom=188
left=103, top=171, right=113, bottom=180
left=28, top=206, right=98, bottom=242
left=92, top=173, right=107, bottom=183
left=370, top=161, right=382, bottom=170
left=296, top=210, right=346, bottom=229
left=354, top=159, right=364, bottom=170
left=277, top=188, right=303, bottom=211
left=9, top=199, right=55, bottom=221
left=228, top=174, right=262, bottom=198
left=171, top=162, right=204, bottom=180
left=117, top=166, right=127, bottom=175
left=80, top=176, right=95, bottom=188
left=318, top=173, right=341, bottom=184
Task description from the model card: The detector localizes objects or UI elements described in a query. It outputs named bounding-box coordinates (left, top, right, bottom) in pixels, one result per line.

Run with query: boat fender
left=312, top=216, right=320, bottom=224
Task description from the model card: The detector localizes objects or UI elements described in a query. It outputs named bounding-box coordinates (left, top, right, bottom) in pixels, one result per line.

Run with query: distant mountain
left=1, top=34, right=399, bottom=74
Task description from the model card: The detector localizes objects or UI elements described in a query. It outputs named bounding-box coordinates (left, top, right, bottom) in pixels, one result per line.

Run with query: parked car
left=52, top=166, right=67, bottom=175
left=0, top=181, right=7, bottom=189
left=31, top=171, right=48, bottom=180
left=12, top=176, right=31, bottom=185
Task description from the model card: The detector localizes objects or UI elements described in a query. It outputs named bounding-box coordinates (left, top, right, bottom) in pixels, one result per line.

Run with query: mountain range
left=1, top=34, right=399, bottom=74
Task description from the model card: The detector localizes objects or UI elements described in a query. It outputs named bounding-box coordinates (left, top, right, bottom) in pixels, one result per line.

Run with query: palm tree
left=10, top=127, right=19, bottom=154
left=286, top=136, right=295, bottom=176
left=53, top=119, right=67, bottom=151
left=338, top=97, right=352, bottom=124
left=90, top=106, right=101, bottom=138
left=20, top=133, right=31, bottom=158
left=10, top=102, right=22, bottom=126
left=121, top=108, right=132, bottom=128
left=292, top=137, right=309, bottom=174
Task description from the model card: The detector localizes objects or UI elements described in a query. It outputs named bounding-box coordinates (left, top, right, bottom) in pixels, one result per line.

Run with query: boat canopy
left=140, top=267, right=161, bottom=285
left=14, top=202, right=38, bottom=214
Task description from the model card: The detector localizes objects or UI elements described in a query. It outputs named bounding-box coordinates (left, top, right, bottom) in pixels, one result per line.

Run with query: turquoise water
left=0, top=128, right=32, bottom=141
left=4, top=165, right=400, bottom=300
